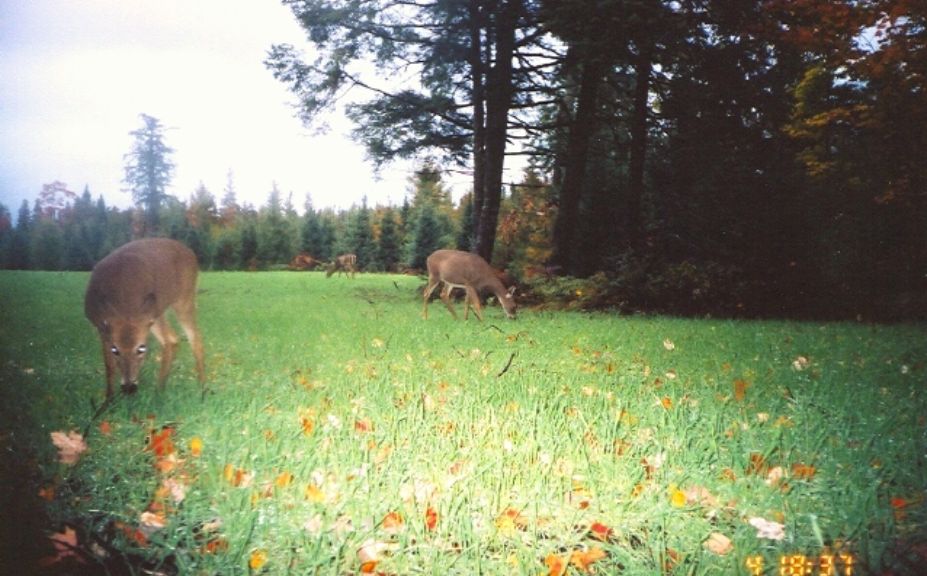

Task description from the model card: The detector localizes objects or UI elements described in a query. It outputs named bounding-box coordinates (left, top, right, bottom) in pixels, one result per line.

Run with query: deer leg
left=149, top=315, right=179, bottom=390
left=439, top=284, right=459, bottom=319
left=465, top=286, right=484, bottom=321
left=173, top=301, right=206, bottom=383
left=422, top=279, right=441, bottom=319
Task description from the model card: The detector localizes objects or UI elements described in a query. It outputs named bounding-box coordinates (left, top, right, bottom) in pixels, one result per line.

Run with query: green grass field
left=1, top=270, right=925, bottom=575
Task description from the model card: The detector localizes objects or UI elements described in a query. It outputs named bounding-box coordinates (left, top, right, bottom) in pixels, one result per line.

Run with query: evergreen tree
left=455, top=194, right=475, bottom=251
left=405, top=203, right=445, bottom=269
left=9, top=200, right=33, bottom=269
left=257, top=184, right=294, bottom=266
left=239, top=205, right=259, bottom=269
left=344, top=197, right=374, bottom=269
left=375, top=208, right=401, bottom=272
left=123, top=114, right=175, bottom=234
left=0, top=203, right=12, bottom=269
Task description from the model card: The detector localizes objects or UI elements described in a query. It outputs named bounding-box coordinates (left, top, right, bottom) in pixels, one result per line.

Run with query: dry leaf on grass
left=50, top=431, right=87, bottom=465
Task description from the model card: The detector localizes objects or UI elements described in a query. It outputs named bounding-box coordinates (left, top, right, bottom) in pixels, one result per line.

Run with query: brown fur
left=84, top=238, right=205, bottom=397
left=423, top=249, right=517, bottom=321
left=326, top=253, right=357, bottom=278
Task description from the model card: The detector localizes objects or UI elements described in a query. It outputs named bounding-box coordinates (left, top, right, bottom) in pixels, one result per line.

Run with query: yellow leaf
left=734, top=379, right=749, bottom=402
left=189, top=436, right=203, bottom=457
left=669, top=484, right=686, bottom=508
left=249, top=548, right=267, bottom=570
left=275, top=472, right=293, bottom=488
left=544, top=553, right=567, bottom=576
left=304, top=484, right=325, bottom=503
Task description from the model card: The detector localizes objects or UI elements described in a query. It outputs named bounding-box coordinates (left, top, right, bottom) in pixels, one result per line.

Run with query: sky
left=0, top=0, right=462, bottom=219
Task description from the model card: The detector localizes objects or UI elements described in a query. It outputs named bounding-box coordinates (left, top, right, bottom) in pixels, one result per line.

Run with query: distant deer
left=326, top=253, right=357, bottom=278
left=84, top=238, right=206, bottom=397
left=423, top=249, right=517, bottom=321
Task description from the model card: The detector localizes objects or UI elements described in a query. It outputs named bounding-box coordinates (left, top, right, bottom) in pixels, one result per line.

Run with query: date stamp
left=745, top=552, right=855, bottom=575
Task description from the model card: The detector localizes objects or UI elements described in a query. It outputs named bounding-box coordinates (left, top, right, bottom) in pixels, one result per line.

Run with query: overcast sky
left=0, top=0, right=459, bottom=219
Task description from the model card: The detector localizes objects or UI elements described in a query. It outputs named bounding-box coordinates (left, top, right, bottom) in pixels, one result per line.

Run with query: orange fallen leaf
left=425, top=506, right=438, bottom=531
left=660, top=396, right=673, bottom=409
left=148, top=427, right=175, bottom=458
left=275, top=471, right=294, bottom=488
left=570, top=547, right=607, bottom=572
left=354, top=418, right=374, bottom=433
left=544, top=553, right=567, bottom=576
left=791, top=463, right=816, bottom=480
left=382, top=511, right=404, bottom=531
left=248, top=548, right=268, bottom=570
left=301, top=417, right=315, bottom=436
left=734, top=379, right=749, bottom=402
left=98, top=421, right=113, bottom=436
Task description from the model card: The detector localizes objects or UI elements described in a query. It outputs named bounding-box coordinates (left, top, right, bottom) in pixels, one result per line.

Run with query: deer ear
left=507, top=286, right=516, bottom=297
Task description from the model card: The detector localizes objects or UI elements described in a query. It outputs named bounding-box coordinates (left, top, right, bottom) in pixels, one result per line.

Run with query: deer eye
left=110, top=346, right=120, bottom=356
left=136, top=345, right=147, bottom=355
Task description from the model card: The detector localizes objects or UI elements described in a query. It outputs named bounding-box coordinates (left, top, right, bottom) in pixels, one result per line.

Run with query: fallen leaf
left=301, top=417, right=315, bottom=436
left=357, top=538, right=393, bottom=567
left=425, top=506, right=438, bottom=531
left=189, top=436, right=203, bottom=457
left=304, top=483, right=325, bottom=503
left=249, top=548, right=268, bottom=570
left=734, top=379, right=749, bottom=402
left=39, top=525, right=86, bottom=567
left=354, top=418, right=374, bottom=433
left=765, top=466, right=786, bottom=487
left=589, top=521, right=612, bottom=541
left=749, top=516, right=786, bottom=541
left=663, top=339, right=675, bottom=351
left=148, top=427, right=175, bottom=458
left=50, top=431, right=87, bottom=465
left=683, top=485, right=719, bottom=508
left=792, top=356, right=810, bottom=371
left=98, top=421, right=113, bottom=436
left=570, top=547, right=607, bottom=572
left=705, top=532, right=733, bottom=555
left=275, top=471, right=294, bottom=488
left=669, top=484, right=687, bottom=508
left=544, top=553, right=567, bottom=576
left=382, top=511, right=404, bottom=532
left=38, top=484, right=56, bottom=501
left=791, top=463, right=816, bottom=480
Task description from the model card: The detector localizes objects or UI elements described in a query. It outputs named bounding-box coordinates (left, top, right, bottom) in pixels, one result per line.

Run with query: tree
left=257, top=183, right=295, bottom=266
left=8, top=200, right=33, bottom=270
left=343, top=197, right=374, bottom=269
left=123, top=114, right=175, bottom=234
left=267, top=0, right=551, bottom=261
left=375, top=207, right=401, bottom=272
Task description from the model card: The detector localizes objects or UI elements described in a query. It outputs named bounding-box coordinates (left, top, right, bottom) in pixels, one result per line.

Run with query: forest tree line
left=1, top=1, right=924, bottom=322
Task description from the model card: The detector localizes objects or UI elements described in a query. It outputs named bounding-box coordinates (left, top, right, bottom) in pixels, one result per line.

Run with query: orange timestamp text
left=745, top=552, right=855, bottom=575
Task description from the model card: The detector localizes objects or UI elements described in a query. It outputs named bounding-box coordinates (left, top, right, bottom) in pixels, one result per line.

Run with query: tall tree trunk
left=627, top=44, right=652, bottom=250
left=551, top=53, right=604, bottom=275
left=469, top=0, right=486, bottom=252
left=475, top=0, right=520, bottom=262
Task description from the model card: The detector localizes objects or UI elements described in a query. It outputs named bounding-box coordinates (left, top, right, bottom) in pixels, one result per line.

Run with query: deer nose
left=121, top=382, right=139, bottom=395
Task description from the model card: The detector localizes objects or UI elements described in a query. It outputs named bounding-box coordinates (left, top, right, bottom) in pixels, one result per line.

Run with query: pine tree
left=376, top=208, right=401, bottom=272
left=123, top=114, right=175, bottom=235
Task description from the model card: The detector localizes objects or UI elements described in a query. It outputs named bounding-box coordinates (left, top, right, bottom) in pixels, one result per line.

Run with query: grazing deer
left=423, top=249, right=517, bottom=321
left=326, top=253, right=357, bottom=278
left=84, top=238, right=206, bottom=397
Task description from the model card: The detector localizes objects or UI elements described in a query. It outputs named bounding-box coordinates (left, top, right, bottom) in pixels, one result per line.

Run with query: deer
left=326, top=253, right=357, bottom=278
left=84, top=238, right=206, bottom=398
left=422, top=249, right=517, bottom=321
